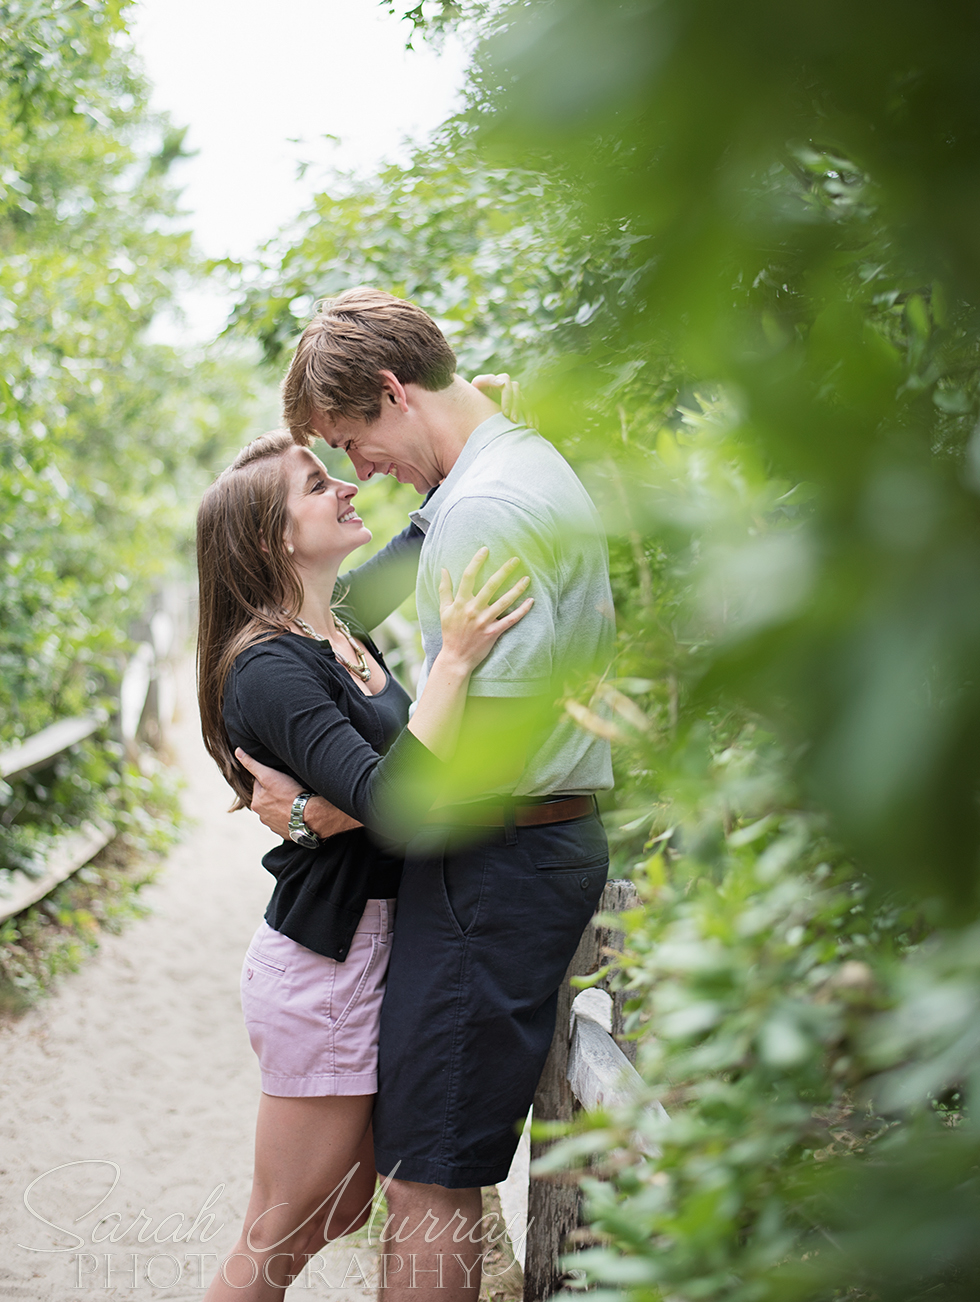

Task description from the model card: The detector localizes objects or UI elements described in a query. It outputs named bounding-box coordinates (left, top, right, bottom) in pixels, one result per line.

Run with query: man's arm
left=239, top=697, right=547, bottom=826
left=235, top=748, right=362, bottom=840
left=338, top=516, right=424, bottom=632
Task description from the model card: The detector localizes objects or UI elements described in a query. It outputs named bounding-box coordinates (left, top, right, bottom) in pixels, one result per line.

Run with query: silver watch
left=288, top=792, right=321, bottom=848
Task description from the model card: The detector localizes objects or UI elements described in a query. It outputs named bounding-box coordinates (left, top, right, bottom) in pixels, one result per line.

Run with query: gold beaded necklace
left=293, top=614, right=372, bottom=683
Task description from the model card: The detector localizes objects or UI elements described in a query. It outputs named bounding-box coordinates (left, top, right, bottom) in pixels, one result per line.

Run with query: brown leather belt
left=424, top=795, right=594, bottom=827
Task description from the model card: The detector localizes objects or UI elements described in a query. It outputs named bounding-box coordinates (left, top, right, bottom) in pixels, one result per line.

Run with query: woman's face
left=280, top=445, right=372, bottom=567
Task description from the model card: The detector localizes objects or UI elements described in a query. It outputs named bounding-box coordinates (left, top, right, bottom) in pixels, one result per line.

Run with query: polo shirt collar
left=409, top=412, right=520, bottom=535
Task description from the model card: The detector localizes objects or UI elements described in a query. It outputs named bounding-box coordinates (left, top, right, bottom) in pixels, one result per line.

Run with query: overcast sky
left=130, top=0, right=470, bottom=339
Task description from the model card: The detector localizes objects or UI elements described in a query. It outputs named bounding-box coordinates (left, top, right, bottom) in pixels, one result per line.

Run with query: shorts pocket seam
left=245, top=951, right=287, bottom=976
left=441, top=851, right=489, bottom=939
left=331, top=934, right=381, bottom=1030
left=533, top=854, right=609, bottom=872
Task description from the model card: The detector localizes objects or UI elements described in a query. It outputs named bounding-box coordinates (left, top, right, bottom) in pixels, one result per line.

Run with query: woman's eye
left=311, top=478, right=325, bottom=492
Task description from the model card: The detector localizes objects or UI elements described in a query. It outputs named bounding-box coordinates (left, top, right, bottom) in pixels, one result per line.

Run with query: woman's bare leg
left=203, top=1092, right=376, bottom=1301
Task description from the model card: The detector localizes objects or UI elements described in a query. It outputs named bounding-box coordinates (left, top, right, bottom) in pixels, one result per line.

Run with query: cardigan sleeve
left=228, top=646, right=443, bottom=841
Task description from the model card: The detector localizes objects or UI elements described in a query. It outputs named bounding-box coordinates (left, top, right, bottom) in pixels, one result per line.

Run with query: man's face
left=311, top=398, right=441, bottom=494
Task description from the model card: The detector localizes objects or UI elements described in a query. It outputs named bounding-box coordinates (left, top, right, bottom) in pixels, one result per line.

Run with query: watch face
left=289, top=827, right=319, bottom=848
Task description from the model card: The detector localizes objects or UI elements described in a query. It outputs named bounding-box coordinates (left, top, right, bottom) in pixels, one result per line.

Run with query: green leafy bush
left=0, top=1, right=257, bottom=899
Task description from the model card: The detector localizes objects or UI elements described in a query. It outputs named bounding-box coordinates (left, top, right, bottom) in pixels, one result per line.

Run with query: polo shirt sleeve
left=432, top=494, right=560, bottom=698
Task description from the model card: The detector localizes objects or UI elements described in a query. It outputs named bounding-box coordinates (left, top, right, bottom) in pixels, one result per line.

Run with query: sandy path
left=0, top=666, right=379, bottom=1299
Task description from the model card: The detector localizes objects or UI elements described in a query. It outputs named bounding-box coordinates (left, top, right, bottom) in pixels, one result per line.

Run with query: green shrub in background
left=0, top=0, right=257, bottom=892
left=0, top=751, right=180, bottom=1015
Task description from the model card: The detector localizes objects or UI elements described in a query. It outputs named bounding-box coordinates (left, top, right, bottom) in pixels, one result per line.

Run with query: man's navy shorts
left=372, top=810, right=609, bottom=1189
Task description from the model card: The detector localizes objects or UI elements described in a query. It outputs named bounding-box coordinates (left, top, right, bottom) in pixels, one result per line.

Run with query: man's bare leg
left=379, top=1179, right=484, bottom=1302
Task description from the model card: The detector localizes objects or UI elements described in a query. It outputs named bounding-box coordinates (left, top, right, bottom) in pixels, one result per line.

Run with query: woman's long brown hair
left=196, top=431, right=304, bottom=809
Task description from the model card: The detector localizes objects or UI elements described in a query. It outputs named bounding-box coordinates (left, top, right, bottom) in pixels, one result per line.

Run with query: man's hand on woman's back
left=234, top=748, right=362, bottom=841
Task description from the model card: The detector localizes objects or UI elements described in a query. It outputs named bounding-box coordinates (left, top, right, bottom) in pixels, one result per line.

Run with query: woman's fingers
left=470, top=372, right=510, bottom=396
left=468, top=372, right=533, bottom=426
left=500, top=377, right=519, bottom=422
left=440, top=550, right=531, bottom=630
left=486, top=575, right=532, bottom=618
left=473, top=556, right=522, bottom=606
left=456, top=546, right=489, bottom=601
left=491, top=595, right=534, bottom=633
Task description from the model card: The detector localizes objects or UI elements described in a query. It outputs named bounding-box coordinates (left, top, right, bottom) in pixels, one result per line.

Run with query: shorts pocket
left=244, top=948, right=287, bottom=977
left=330, top=934, right=382, bottom=1029
left=241, top=951, right=289, bottom=1052
left=521, top=815, right=609, bottom=872
left=442, top=848, right=489, bottom=938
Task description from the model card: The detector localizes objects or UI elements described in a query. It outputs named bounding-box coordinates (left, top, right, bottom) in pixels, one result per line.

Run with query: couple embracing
left=196, top=288, right=614, bottom=1300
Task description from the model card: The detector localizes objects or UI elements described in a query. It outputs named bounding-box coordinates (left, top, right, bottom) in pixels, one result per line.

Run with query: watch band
left=288, top=791, right=321, bottom=848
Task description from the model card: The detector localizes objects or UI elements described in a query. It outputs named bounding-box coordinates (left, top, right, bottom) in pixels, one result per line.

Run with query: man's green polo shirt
left=410, top=413, right=615, bottom=798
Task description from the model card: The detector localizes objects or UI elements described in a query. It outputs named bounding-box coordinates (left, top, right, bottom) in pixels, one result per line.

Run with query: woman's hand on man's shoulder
left=469, top=373, right=535, bottom=427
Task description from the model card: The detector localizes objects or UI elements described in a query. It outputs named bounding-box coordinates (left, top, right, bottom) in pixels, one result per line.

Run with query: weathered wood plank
left=566, top=1008, right=669, bottom=1159
left=524, top=932, right=592, bottom=1302
left=0, top=819, right=114, bottom=924
left=120, top=642, right=154, bottom=745
left=593, top=880, right=639, bottom=1063
left=0, top=715, right=101, bottom=780
left=524, top=879, right=639, bottom=1302
left=567, top=1012, right=644, bottom=1112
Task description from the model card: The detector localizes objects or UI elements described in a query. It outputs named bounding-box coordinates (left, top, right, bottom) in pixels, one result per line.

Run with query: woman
left=196, top=428, right=531, bottom=1300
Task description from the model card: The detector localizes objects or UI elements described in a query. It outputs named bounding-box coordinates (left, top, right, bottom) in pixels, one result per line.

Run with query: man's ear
left=378, top=369, right=410, bottom=414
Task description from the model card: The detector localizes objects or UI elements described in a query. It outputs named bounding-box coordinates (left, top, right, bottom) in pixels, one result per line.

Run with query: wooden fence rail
left=523, top=879, right=666, bottom=1302
left=0, top=588, right=185, bottom=925
left=0, top=715, right=102, bottom=781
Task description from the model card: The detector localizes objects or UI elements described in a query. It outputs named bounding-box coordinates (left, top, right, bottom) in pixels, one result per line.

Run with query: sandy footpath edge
left=0, top=663, right=379, bottom=1300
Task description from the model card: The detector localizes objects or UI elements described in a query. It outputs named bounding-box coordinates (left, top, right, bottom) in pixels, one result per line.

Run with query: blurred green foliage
left=466, top=0, right=980, bottom=920
left=463, top=0, right=980, bottom=1297
left=229, top=0, right=980, bottom=1294
left=0, top=1, right=256, bottom=885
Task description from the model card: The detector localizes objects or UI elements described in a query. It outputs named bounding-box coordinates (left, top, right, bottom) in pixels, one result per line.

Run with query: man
left=240, top=288, right=614, bottom=1301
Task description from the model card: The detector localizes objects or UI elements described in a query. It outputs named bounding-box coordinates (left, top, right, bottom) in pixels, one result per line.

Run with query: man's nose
left=348, top=450, right=374, bottom=480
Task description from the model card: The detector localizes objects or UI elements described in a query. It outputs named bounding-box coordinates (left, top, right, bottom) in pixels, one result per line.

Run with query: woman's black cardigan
left=221, top=518, right=439, bottom=962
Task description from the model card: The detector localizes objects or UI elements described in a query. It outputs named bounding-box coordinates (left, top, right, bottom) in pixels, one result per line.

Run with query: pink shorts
left=240, top=899, right=396, bottom=1097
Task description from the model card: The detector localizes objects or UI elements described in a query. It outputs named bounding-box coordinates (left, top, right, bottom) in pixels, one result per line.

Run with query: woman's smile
left=283, top=445, right=372, bottom=564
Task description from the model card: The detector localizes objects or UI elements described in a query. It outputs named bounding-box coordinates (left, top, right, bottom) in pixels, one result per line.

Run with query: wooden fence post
left=523, top=879, right=639, bottom=1302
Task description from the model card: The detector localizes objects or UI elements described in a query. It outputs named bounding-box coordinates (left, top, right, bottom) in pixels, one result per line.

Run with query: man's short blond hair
left=282, top=288, right=457, bottom=443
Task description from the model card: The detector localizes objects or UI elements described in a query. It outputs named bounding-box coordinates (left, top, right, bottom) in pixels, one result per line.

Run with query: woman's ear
left=259, top=531, right=293, bottom=557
